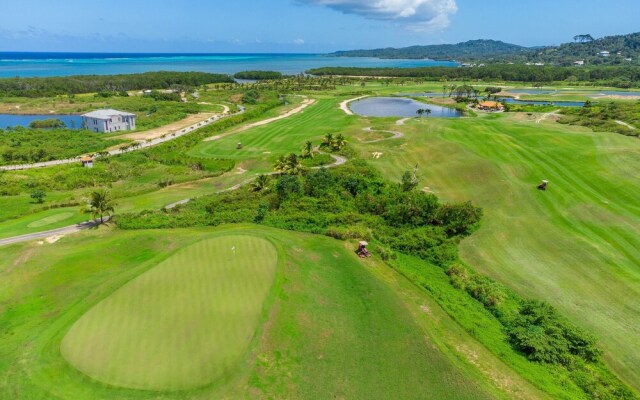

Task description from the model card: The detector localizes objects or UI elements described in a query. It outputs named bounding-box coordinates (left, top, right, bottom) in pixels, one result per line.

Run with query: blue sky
left=0, top=0, right=638, bottom=53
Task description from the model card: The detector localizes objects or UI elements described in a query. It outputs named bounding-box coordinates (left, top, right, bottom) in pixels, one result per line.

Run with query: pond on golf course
left=495, top=98, right=585, bottom=107
left=349, top=97, right=463, bottom=118
left=0, top=114, right=83, bottom=130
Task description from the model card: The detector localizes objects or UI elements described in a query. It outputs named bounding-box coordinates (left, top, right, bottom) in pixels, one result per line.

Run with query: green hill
left=527, top=32, right=640, bottom=66
left=331, top=33, right=640, bottom=66
left=331, top=39, right=528, bottom=61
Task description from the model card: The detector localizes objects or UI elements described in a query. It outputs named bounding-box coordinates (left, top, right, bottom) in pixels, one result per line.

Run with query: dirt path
left=339, top=96, right=369, bottom=115
left=204, top=98, right=316, bottom=142
left=121, top=105, right=230, bottom=141
left=0, top=106, right=243, bottom=171
left=536, top=109, right=561, bottom=124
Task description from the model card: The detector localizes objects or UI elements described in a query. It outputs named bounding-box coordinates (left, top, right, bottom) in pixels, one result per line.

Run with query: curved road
left=361, top=118, right=409, bottom=143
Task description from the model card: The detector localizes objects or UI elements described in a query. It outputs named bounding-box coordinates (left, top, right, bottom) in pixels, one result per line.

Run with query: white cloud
left=298, top=0, right=457, bottom=31
left=293, top=38, right=305, bottom=45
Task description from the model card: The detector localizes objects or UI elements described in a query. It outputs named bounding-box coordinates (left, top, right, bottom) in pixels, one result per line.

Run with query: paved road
left=0, top=217, right=110, bottom=247
left=0, top=106, right=245, bottom=171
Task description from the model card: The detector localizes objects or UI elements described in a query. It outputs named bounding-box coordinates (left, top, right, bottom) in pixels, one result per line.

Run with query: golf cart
left=357, top=241, right=371, bottom=258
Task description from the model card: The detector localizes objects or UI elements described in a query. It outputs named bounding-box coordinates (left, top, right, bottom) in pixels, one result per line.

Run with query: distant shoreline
left=0, top=53, right=458, bottom=78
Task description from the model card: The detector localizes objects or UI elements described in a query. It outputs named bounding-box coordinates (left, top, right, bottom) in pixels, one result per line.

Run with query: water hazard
left=349, top=97, right=462, bottom=118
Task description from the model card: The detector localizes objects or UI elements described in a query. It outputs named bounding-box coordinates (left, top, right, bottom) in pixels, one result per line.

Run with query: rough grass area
left=352, top=112, right=640, bottom=389
left=61, top=235, right=278, bottom=391
left=0, top=226, right=498, bottom=399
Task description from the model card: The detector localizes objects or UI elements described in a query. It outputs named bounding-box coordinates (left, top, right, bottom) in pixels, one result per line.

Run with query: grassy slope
left=188, top=97, right=352, bottom=173
left=0, top=225, right=502, bottom=399
left=352, top=112, right=640, bottom=389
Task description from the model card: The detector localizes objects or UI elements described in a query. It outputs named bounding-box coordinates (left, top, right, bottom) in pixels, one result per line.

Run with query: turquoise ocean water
left=0, top=53, right=458, bottom=78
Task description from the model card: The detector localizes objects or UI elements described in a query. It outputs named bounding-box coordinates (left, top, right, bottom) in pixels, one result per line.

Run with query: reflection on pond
left=350, top=97, right=462, bottom=118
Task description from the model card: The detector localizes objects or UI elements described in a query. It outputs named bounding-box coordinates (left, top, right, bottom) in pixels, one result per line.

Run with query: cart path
left=1, top=153, right=347, bottom=246
left=361, top=118, right=409, bottom=143
left=0, top=217, right=110, bottom=247
left=0, top=105, right=244, bottom=171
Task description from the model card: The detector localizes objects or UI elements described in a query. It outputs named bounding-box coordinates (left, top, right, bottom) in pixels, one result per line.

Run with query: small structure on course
left=80, top=156, right=94, bottom=168
left=477, top=101, right=505, bottom=112
left=82, top=109, right=136, bottom=133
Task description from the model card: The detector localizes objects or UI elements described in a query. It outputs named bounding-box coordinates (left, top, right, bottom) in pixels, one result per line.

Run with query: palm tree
left=274, top=155, right=288, bottom=173
left=333, top=134, right=347, bottom=151
left=301, top=140, right=314, bottom=159
left=424, top=108, right=432, bottom=117
left=274, top=153, right=304, bottom=175
left=251, top=174, right=271, bottom=192
left=83, top=189, right=116, bottom=223
left=320, top=133, right=335, bottom=150
left=416, top=109, right=425, bottom=118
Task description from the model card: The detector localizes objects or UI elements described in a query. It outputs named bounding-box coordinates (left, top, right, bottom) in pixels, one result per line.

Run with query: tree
left=301, top=140, right=314, bottom=159
left=484, top=86, right=502, bottom=99
left=400, top=168, right=418, bottom=192
left=416, top=109, right=425, bottom=117
left=83, top=189, right=116, bottom=223
left=251, top=174, right=271, bottom=192
left=423, top=108, right=432, bottom=117
left=30, top=189, right=46, bottom=204
left=274, top=153, right=303, bottom=175
left=320, top=133, right=335, bottom=150
left=333, top=134, right=347, bottom=151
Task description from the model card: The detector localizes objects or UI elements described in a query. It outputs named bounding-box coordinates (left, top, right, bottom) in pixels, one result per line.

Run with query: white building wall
left=83, top=115, right=136, bottom=133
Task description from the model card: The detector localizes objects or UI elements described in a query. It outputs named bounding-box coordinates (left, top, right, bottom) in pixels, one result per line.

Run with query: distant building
left=599, top=51, right=610, bottom=57
left=477, top=101, right=504, bottom=111
left=624, top=57, right=633, bottom=62
left=82, top=109, right=136, bottom=133
left=573, top=60, right=585, bottom=66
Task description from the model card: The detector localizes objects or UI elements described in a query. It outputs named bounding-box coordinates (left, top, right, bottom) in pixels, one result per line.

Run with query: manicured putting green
left=61, top=235, right=278, bottom=391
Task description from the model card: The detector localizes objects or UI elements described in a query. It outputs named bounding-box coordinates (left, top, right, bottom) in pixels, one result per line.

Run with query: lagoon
left=0, top=52, right=459, bottom=78
left=0, top=114, right=82, bottom=129
left=349, top=97, right=462, bottom=118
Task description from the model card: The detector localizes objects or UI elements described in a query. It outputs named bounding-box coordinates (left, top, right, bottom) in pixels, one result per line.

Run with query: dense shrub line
left=307, top=65, right=640, bottom=87
left=0, top=128, right=125, bottom=165
left=559, top=101, right=640, bottom=137
left=0, top=71, right=234, bottom=97
left=234, top=71, right=283, bottom=80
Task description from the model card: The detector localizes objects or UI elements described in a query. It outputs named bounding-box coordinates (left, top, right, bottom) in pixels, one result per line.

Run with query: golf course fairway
left=61, top=235, right=278, bottom=391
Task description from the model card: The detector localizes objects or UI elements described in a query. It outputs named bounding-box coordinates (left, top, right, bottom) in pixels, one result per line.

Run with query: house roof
left=80, top=156, right=93, bottom=162
left=82, top=109, right=135, bottom=120
left=480, top=101, right=503, bottom=108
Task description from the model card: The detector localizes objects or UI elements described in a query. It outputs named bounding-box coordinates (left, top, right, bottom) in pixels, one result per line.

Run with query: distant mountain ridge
left=331, top=33, right=640, bottom=66
left=331, top=39, right=528, bottom=61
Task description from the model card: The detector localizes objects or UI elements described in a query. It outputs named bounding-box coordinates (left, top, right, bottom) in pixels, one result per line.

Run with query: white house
left=573, top=60, right=585, bottom=66
left=82, top=109, right=136, bottom=133
left=599, top=51, right=610, bottom=57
